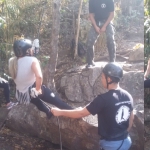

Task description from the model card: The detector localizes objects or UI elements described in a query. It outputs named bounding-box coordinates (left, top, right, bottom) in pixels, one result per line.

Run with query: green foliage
left=0, top=0, right=50, bottom=73
left=145, top=0, right=150, bottom=69
left=114, top=2, right=142, bottom=31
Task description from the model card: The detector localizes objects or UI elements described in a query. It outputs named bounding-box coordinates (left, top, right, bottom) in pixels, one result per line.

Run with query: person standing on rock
left=9, top=39, right=72, bottom=119
left=0, top=77, right=15, bottom=109
left=144, top=58, right=150, bottom=88
left=86, top=0, right=116, bottom=68
left=52, top=63, right=134, bottom=150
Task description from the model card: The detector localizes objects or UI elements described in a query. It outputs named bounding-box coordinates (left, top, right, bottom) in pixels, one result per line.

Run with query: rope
left=37, top=98, right=63, bottom=150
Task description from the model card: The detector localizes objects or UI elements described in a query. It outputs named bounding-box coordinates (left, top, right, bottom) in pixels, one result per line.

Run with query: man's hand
left=100, top=25, right=106, bottom=32
left=30, top=88, right=42, bottom=98
left=36, top=88, right=42, bottom=95
left=51, top=108, right=61, bottom=116
left=94, top=26, right=100, bottom=34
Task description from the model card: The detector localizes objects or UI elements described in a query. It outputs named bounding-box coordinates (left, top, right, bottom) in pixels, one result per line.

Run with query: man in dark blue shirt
left=52, top=63, right=134, bottom=150
left=86, top=0, right=116, bottom=68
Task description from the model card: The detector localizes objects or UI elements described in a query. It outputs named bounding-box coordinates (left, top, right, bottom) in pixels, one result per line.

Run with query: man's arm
left=144, top=58, right=150, bottom=79
left=51, top=107, right=91, bottom=118
left=100, top=12, right=114, bottom=32
left=31, top=59, right=43, bottom=94
left=127, top=111, right=134, bottom=132
left=89, top=13, right=100, bottom=34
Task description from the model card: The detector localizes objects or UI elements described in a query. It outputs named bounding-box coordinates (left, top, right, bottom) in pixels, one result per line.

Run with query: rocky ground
left=145, top=94, right=150, bottom=150
left=145, top=121, right=150, bottom=150
left=0, top=126, right=65, bottom=150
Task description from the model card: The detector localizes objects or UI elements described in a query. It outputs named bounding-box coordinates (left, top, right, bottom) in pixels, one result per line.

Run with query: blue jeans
left=99, top=136, right=132, bottom=150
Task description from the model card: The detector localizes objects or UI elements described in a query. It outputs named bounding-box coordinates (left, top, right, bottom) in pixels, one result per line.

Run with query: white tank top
left=14, top=56, right=37, bottom=93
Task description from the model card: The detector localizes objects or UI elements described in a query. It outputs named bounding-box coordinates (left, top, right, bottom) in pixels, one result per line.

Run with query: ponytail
left=9, top=56, right=18, bottom=79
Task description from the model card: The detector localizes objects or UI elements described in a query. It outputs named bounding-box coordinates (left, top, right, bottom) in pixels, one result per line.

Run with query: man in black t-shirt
left=86, top=0, right=116, bottom=68
left=52, top=63, right=134, bottom=150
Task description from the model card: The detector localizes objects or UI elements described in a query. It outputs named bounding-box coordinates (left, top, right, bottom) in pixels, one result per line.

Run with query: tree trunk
left=74, top=0, right=83, bottom=59
left=46, top=0, right=61, bottom=92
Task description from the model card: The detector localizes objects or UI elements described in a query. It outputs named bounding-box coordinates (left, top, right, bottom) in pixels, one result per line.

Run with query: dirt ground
left=0, top=126, right=63, bottom=150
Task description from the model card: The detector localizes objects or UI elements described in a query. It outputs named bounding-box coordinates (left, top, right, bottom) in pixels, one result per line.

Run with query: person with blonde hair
left=9, top=39, right=72, bottom=118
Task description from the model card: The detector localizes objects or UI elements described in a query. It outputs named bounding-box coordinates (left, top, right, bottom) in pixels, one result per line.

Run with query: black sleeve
left=107, top=0, right=114, bottom=12
left=86, top=95, right=105, bottom=115
left=89, top=0, right=95, bottom=13
left=129, top=95, right=134, bottom=111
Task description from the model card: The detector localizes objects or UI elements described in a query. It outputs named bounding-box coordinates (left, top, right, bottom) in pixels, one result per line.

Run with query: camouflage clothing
left=86, top=21, right=116, bottom=64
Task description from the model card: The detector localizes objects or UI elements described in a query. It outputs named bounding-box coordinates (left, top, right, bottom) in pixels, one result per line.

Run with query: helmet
left=102, top=63, right=123, bottom=80
left=13, top=39, right=32, bottom=57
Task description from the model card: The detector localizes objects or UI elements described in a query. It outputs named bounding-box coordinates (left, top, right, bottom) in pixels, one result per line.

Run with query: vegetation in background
left=145, top=0, right=150, bottom=106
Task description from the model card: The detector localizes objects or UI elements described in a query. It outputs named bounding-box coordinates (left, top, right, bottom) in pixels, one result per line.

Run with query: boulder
left=123, top=62, right=144, bottom=72
left=130, top=110, right=144, bottom=150
left=128, top=44, right=144, bottom=62
left=7, top=105, right=100, bottom=150
left=0, top=107, right=10, bottom=128
left=61, top=62, right=144, bottom=108
left=6, top=62, right=144, bottom=150
left=6, top=105, right=144, bottom=150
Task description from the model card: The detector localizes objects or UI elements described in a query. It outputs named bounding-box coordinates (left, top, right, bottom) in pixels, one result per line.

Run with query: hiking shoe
left=7, top=102, right=18, bottom=110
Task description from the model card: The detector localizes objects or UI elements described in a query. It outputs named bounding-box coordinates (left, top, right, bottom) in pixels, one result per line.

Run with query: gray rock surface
left=128, top=45, right=144, bottom=62
left=61, top=62, right=144, bottom=109
left=7, top=105, right=99, bottom=150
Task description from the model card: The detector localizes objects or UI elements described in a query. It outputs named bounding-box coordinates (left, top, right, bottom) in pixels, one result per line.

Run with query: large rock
left=130, top=110, right=144, bottom=150
left=0, top=107, right=10, bottom=128
left=128, top=44, right=144, bottom=62
left=6, top=104, right=143, bottom=150
left=123, top=62, right=144, bottom=72
left=61, top=62, right=144, bottom=109
left=7, top=105, right=99, bottom=150
left=6, top=62, right=144, bottom=150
